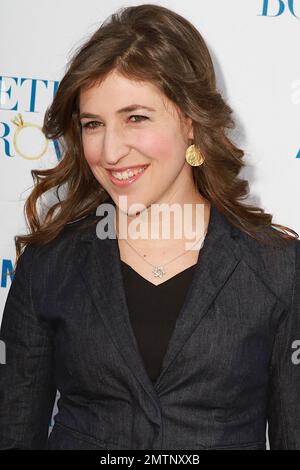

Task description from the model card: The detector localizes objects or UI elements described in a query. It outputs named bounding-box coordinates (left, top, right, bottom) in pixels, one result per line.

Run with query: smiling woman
left=77, top=70, right=198, bottom=216
left=11, top=5, right=298, bottom=259
left=0, top=3, right=300, bottom=452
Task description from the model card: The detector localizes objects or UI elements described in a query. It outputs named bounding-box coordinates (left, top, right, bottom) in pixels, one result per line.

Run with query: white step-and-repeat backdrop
left=1, top=0, right=299, bottom=447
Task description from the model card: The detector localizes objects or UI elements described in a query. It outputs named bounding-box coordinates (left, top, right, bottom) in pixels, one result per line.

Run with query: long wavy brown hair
left=13, top=3, right=298, bottom=272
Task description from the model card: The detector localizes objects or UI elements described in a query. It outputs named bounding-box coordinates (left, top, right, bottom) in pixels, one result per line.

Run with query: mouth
left=106, top=164, right=150, bottom=188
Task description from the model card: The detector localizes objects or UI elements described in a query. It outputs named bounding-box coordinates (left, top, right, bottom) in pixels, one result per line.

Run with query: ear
left=188, top=127, right=194, bottom=140
left=186, top=117, right=194, bottom=140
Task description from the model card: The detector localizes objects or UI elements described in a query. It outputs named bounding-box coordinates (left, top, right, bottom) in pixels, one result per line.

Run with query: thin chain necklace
left=117, top=230, right=207, bottom=279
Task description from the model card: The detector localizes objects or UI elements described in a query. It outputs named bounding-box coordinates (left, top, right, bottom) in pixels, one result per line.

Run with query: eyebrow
left=79, top=104, right=155, bottom=120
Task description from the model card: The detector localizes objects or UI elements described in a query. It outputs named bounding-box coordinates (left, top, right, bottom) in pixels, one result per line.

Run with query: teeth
left=111, top=166, right=147, bottom=180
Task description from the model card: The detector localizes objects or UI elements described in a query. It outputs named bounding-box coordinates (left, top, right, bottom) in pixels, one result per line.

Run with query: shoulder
left=15, top=213, right=105, bottom=306
left=20, top=213, right=100, bottom=270
left=234, top=225, right=299, bottom=308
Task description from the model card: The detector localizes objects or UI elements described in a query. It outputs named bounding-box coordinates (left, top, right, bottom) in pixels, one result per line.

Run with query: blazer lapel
left=78, top=201, right=242, bottom=403
left=155, top=205, right=242, bottom=390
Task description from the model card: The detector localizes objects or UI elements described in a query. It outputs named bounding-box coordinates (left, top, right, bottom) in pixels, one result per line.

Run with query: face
left=79, top=70, right=195, bottom=216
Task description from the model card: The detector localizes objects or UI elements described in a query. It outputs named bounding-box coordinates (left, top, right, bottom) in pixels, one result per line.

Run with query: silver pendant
left=152, top=266, right=166, bottom=278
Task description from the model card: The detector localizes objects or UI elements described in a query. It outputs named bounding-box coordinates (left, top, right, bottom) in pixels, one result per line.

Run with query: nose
left=102, top=124, right=130, bottom=167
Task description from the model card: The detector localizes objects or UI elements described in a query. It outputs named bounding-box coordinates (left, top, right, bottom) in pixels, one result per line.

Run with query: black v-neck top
left=120, top=260, right=197, bottom=384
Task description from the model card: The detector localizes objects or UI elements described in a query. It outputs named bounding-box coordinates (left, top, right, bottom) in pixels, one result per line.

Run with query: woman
left=0, top=4, right=299, bottom=450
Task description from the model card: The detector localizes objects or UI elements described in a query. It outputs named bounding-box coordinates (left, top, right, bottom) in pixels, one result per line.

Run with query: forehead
left=80, top=70, right=157, bottom=96
left=79, top=71, right=175, bottom=114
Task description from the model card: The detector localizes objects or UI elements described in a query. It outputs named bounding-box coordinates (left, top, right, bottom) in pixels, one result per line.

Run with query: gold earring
left=185, top=144, right=205, bottom=167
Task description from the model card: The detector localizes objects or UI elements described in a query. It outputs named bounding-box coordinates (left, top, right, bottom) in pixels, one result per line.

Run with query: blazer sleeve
left=267, top=239, right=300, bottom=449
left=0, top=245, right=57, bottom=449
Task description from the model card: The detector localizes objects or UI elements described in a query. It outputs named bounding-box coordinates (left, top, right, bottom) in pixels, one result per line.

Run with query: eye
left=81, top=115, right=148, bottom=131
left=128, top=115, right=149, bottom=123
left=81, top=121, right=101, bottom=130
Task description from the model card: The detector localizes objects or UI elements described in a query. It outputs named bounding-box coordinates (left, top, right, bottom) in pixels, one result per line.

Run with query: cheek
left=140, top=131, right=174, bottom=163
left=82, top=136, right=102, bottom=166
left=82, top=128, right=181, bottom=167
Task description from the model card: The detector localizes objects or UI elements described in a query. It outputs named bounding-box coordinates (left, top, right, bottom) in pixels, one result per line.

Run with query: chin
left=113, top=194, right=147, bottom=216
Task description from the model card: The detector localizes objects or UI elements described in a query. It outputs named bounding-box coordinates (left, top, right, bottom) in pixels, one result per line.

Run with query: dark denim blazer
left=0, top=203, right=299, bottom=450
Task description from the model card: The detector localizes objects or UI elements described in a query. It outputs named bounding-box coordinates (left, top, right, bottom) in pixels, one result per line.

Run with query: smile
left=106, top=165, right=150, bottom=187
